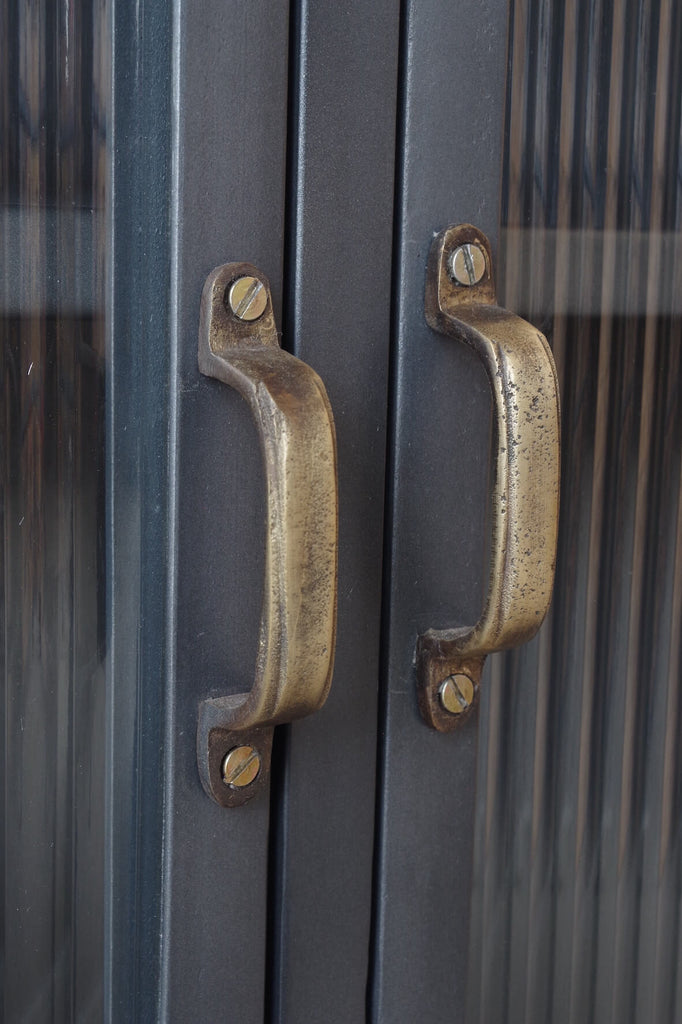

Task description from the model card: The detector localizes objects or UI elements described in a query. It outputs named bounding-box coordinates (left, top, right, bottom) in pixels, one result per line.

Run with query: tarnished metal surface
left=449, top=242, right=487, bottom=286
left=439, top=674, right=476, bottom=715
left=418, top=225, right=560, bottom=731
left=201, top=724, right=273, bottom=810
left=222, top=745, right=261, bottom=788
left=196, top=262, right=338, bottom=804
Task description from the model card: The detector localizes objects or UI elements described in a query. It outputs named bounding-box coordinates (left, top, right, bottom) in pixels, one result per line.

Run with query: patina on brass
left=197, top=262, right=338, bottom=805
left=418, top=225, right=560, bottom=732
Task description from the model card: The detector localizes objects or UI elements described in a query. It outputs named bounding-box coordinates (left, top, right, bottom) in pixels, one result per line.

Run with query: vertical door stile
left=371, top=1, right=510, bottom=1021
left=107, top=1, right=176, bottom=1019
left=267, top=1, right=401, bottom=1020
left=108, top=0, right=290, bottom=1020
left=165, top=0, right=291, bottom=1019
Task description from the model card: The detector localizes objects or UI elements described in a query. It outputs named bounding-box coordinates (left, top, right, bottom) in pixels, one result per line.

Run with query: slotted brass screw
left=227, top=275, right=268, bottom=321
left=439, top=674, right=475, bottom=714
left=448, top=243, right=486, bottom=286
left=221, top=745, right=261, bottom=788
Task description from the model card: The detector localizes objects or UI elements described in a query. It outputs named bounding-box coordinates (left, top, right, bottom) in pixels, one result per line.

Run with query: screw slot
left=438, top=674, right=475, bottom=715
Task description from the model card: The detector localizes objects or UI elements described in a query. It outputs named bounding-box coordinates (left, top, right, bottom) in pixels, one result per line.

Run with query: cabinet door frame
left=107, top=1, right=289, bottom=1019
left=371, top=0, right=510, bottom=1020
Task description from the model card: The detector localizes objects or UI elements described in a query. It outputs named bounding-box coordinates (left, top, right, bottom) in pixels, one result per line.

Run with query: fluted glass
left=0, top=2, right=109, bottom=1019
left=468, top=3, right=682, bottom=1023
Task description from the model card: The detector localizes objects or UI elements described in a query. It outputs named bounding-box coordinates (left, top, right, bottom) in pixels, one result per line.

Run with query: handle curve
left=417, top=225, right=560, bottom=731
left=197, top=263, right=337, bottom=802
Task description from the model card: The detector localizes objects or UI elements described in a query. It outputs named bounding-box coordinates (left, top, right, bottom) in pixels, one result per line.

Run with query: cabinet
left=2, top=1, right=681, bottom=1022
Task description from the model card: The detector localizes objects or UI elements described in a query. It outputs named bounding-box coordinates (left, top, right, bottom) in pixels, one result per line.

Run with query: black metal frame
left=371, top=1, right=509, bottom=1019
left=108, top=0, right=289, bottom=1019
left=107, top=0, right=509, bottom=1020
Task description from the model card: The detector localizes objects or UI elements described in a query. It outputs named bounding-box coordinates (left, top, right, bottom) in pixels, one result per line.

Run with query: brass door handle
left=417, top=225, right=560, bottom=731
left=197, top=263, right=337, bottom=804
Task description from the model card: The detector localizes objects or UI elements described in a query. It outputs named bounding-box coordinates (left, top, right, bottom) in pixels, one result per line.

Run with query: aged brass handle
left=196, top=263, right=338, bottom=804
left=417, top=225, right=560, bottom=731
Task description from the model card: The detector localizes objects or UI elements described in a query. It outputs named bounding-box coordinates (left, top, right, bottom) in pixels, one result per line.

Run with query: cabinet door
left=372, top=1, right=682, bottom=1023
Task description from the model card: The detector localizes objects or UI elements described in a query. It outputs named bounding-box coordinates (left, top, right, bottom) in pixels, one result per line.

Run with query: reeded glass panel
left=469, top=2, right=682, bottom=1023
left=1, top=2, right=109, bottom=1019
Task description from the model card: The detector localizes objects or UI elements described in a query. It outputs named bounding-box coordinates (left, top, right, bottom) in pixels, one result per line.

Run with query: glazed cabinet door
left=372, top=1, right=682, bottom=1023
